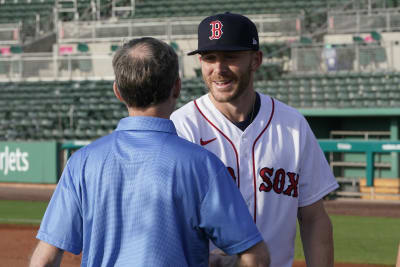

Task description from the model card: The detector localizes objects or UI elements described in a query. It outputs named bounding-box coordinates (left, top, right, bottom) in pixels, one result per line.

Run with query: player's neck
left=210, top=90, right=257, bottom=123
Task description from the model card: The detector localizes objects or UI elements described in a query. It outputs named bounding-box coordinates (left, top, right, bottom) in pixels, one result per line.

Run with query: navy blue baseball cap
left=188, top=12, right=259, bottom=55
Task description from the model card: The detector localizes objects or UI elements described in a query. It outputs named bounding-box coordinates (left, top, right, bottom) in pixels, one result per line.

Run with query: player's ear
left=251, top=50, right=263, bottom=71
left=113, top=81, right=124, bottom=103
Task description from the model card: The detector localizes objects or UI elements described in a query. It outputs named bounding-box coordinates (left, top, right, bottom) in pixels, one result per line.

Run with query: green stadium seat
left=324, top=91, right=337, bottom=101
left=351, top=98, right=364, bottom=108
left=288, top=93, right=301, bottom=107
left=390, top=99, right=400, bottom=107
left=63, top=128, right=75, bottom=140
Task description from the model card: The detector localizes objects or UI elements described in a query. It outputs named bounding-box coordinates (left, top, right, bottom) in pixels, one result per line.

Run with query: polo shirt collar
left=116, top=116, right=177, bottom=134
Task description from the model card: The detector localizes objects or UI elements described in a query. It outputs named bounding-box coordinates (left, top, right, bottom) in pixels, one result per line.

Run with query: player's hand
left=209, top=248, right=238, bottom=267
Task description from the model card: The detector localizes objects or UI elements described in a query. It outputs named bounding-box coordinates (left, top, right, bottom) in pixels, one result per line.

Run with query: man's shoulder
left=69, top=132, right=115, bottom=163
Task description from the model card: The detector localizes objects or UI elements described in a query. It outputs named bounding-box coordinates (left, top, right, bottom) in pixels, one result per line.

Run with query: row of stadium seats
left=2, top=0, right=398, bottom=24
left=1, top=0, right=400, bottom=26
left=257, top=71, right=400, bottom=108
left=131, top=0, right=400, bottom=18
left=1, top=0, right=396, bottom=7
left=0, top=0, right=291, bottom=24
left=0, top=6, right=52, bottom=24
left=133, top=0, right=325, bottom=19
left=1, top=72, right=400, bottom=141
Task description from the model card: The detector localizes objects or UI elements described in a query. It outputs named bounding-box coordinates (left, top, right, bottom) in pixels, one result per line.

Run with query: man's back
left=37, top=117, right=262, bottom=266
left=31, top=37, right=269, bottom=267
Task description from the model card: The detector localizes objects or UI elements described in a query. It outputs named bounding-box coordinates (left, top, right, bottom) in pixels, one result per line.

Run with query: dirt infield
left=0, top=184, right=399, bottom=266
left=0, top=224, right=81, bottom=267
left=1, top=222, right=395, bottom=267
left=323, top=198, right=400, bottom=218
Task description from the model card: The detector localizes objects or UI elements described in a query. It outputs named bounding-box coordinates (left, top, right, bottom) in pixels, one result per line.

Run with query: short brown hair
left=112, top=37, right=179, bottom=108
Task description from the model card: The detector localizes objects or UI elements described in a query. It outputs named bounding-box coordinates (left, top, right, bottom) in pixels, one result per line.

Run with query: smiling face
left=199, top=50, right=261, bottom=104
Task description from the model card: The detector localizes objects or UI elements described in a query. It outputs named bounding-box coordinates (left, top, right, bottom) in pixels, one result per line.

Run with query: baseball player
left=171, top=12, right=339, bottom=267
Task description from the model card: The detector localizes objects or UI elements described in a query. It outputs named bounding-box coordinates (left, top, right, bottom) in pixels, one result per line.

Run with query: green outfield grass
left=0, top=200, right=398, bottom=265
left=0, top=200, right=48, bottom=225
left=295, top=214, right=399, bottom=266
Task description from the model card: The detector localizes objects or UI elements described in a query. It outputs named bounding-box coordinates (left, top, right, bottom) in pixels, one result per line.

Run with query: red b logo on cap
left=209, top=20, right=223, bottom=40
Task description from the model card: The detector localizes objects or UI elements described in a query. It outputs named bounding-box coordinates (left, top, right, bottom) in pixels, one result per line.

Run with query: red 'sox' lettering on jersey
left=273, top=168, right=286, bottom=194
left=259, top=167, right=273, bottom=192
left=284, top=172, right=299, bottom=197
left=259, top=167, right=299, bottom=198
left=209, top=20, right=223, bottom=40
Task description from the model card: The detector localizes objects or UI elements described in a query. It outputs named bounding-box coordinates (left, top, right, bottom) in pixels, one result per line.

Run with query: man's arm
left=209, top=241, right=270, bottom=267
left=29, top=241, right=64, bottom=267
left=237, top=241, right=270, bottom=267
left=298, top=199, right=334, bottom=267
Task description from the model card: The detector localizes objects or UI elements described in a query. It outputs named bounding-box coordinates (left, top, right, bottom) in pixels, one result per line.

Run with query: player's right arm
left=29, top=240, right=64, bottom=267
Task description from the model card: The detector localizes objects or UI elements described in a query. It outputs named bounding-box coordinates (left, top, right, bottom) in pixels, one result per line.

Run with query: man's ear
left=172, top=77, right=181, bottom=99
left=251, top=50, right=263, bottom=71
left=113, top=82, right=124, bottom=103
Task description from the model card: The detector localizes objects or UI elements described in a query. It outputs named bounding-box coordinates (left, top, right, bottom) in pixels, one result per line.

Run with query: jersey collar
left=116, top=116, right=177, bottom=134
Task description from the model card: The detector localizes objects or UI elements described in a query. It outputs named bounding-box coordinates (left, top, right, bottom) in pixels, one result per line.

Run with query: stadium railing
left=0, top=52, right=114, bottom=80
left=57, top=14, right=303, bottom=43
left=290, top=42, right=392, bottom=73
left=0, top=43, right=393, bottom=81
left=0, top=23, right=21, bottom=45
left=319, top=140, right=400, bottom=187
left=0, top=49, right=188, bottom=80
left=328, top=7, right=400, bottom=34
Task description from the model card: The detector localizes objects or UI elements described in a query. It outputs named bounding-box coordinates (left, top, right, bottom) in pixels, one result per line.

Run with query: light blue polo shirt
left=37, top=116, right=263, bottom=267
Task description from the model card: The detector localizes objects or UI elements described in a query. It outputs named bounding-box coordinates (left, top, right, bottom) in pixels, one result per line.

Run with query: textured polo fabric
left=36, top=116, right=263, bottom=267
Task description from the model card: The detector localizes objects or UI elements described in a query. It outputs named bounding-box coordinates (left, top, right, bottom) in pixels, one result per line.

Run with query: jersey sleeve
left=298, top=119, right=339, bottom=207
left=199, top=165, right=263, bottom=255
left=36, top=155, right=83, bottom=255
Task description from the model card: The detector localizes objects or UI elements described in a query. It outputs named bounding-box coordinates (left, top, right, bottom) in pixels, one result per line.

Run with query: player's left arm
left=298, top=199, right=334, bottom=267
left=29, top=240, right=64, bottom=267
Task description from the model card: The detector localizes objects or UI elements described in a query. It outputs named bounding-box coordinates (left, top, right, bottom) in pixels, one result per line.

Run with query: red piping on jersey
left=251, top=97, right=275, bottom=223
left=194, top=99, right=241, bottom=188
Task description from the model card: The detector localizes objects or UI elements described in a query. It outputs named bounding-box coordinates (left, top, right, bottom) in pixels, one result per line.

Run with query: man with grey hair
left=30, top=37, right=270, bottom=267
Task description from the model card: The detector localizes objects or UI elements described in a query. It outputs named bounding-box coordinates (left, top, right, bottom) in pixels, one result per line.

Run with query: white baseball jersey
left=171, top=92, right=339, bottom=267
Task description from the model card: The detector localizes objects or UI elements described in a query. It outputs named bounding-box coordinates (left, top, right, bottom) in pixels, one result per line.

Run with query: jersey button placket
left=241, top=135, right=249, bottom=158
left=239, top=134, right=253, bottom=213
